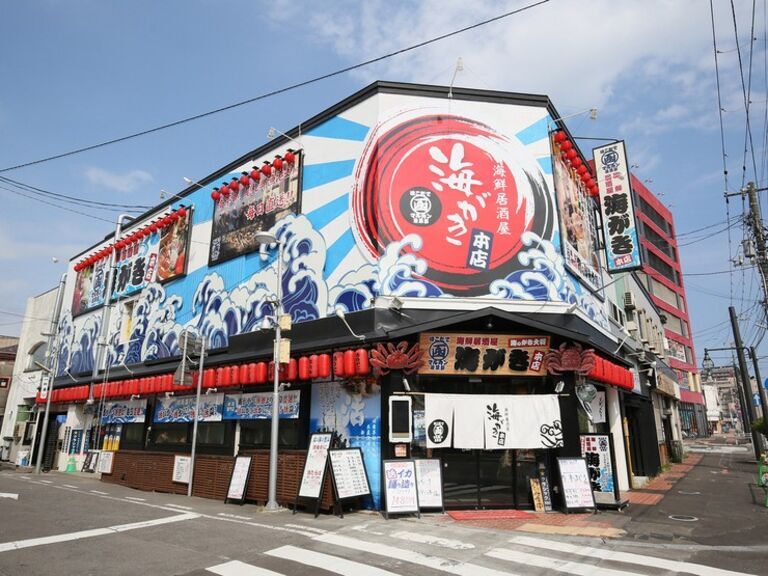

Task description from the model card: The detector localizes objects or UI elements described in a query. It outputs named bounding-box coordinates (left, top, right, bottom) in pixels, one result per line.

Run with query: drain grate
left=668, top=514, right=699, bottom=522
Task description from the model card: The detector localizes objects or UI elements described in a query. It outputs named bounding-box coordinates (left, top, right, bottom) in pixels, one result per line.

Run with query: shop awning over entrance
left=680, top=389, right=705, bottom=405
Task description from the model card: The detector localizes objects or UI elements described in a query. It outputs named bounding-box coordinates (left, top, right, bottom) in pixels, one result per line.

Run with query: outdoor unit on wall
left=626, top=320, right=639, bottom=333
left=624, top=292, right=636, bottom=310
left=13, top=422, right=26, bottom=440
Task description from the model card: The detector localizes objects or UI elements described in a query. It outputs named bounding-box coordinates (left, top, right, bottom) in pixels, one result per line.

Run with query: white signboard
left=557, top=457, right=595, bottom=510
left=39, top=373, right=50, bottom=400
left=329, top=448, right=371, bottom=500
left=383, top=460, right=419, bottom=515
left=98, top=451, right=114, bottom=474
left=226, top=456, right=252, bottom=502
left=414, top=458, right=444, bottom=509
left=172, top=455, right=191, bottom=484
left=298, top=433, right=332, bottom=499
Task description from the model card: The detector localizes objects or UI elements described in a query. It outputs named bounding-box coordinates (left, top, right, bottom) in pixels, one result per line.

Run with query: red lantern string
left=577, top=165, right=588, bottom=176
left=220, top=183, right=230, bottom=196
left=249, top=168, right=261, bottom=183
left=261, top=162, right=272, bottom=177
left=566, top=149, right=578, bottom=160
left=554, top=131, right=567, bottom=143
left=571, top=157, right=583, bottom=169
left=273, top=156, right=284, bottom=170
left=284, top=149, right=296, bottom=164
left=560, top=140, right=573, bottom=151
left=177, top=207, right=187, bottom=218
left=211, top=187, right=221, bottom=200
left=239, top=172, right=250, bottom=188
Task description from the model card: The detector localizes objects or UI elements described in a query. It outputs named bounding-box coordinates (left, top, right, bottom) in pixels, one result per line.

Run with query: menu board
left=226, top=456, right=252, bottom=503
left=557, top=457, right=595, bottom=510
left=329, top=448, right=371, bottom=501
left=419, top=332, right=550, bottom=377
left=298, top=433, right=332, bottom=500
left=414, top=458, right=444, bottom=510
left=530, top=478, right=545, bottom=512
left=97, top=451, right=114, bottom=474
left=383, top=460, right=419, bottom=516
left=172, top=455, right=191, bottom=484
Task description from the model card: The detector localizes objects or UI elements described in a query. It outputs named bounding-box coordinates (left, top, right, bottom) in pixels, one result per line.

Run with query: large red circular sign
left=352, top=113, right=554, bottom=295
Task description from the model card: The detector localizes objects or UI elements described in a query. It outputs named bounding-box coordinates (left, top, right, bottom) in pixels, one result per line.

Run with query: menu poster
left=383, top=460, right=420, bottom=517
left=98, top=451, right=114, bottom=475
left=298, top=433, right=332, bottom=501
left=414, top=458, right=444, bottom=510
left=329, top=448, right=371, bottom=501
left=580, top=433, right=617, bottom=505
left=172, top=455, right=191, bottom=484
left=557, top=457, right=595, bottom=511
left=539, top=468, right=553, bottom=512
left=226, top=456, right=253, bottom=504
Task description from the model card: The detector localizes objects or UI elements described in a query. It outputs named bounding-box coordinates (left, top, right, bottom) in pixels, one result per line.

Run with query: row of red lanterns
left=211, top=150, right=297, bottom=201
left=36, top=349, right=373, bottom=404
left=552, top=131, right=599, bottom=198
left=587, top=356, right=634, bottom=390
left=73, top=207, right=188, bottom=272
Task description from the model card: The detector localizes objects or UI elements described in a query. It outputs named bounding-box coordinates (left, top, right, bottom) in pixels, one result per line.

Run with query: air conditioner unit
left=624, top=292, right=636, bottom=310
left=626, top=320, right=639, bottom=332
left=13, top=422, right=26, bottom=440
left=635, top=351, right=647, bottom=363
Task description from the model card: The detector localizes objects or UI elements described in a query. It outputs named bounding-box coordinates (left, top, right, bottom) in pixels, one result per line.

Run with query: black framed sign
left=225, top=455, right=253, bottom=505
left=294, top=432, right=332, bottom=517
left=328, top=447, right=371, bottom=517
left=557, top=457, right=596, bottom=512
left=413, top=458, right=444, bottom=512
left=383, top=459, right=420, bottom=519
left=157, top=206, right=192, bottom=283
left=208, top=151, right=304, bottom=266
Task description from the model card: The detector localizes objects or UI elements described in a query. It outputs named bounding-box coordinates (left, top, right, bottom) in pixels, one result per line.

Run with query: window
left=645, top=250, right=678, bottom=283
left=650, top=278, right=681, bottom=310
left=637, top=196, right=671, bottom=234
left=26, top=342, right=48, bottom=371
left=240, top=419, right=301, bottom=449
left=148, top=421, right=235, bottom=454
left=150, top=423, right=189, bottom=446
left=197, top=422, right=226, bottom=446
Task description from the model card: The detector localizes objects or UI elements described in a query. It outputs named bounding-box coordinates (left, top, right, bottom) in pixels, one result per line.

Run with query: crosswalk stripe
left=267, top=545, right=400, bottom=576
left=207, top=560, right=284, bottom=576
left=507, top=535, right=758, bottom=576
left=314, top=533, right=519, bottom=576
left=487, top=547, right=644, bottom=576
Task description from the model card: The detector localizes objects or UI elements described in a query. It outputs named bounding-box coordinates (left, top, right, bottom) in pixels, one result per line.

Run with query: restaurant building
left=37, top=81, right=654, bottom=510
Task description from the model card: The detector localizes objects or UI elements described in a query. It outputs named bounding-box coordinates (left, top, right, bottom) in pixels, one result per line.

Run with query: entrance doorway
left=441, top=448, right=543, bottom=509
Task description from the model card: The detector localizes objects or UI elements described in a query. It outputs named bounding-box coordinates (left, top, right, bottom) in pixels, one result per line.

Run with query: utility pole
left=745, top=182, right=768, bottom=321
left=729, top=306, right=761, bottom=459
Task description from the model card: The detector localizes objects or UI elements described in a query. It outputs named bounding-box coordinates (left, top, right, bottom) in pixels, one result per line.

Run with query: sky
left=0, top=0, right=766, bottom=375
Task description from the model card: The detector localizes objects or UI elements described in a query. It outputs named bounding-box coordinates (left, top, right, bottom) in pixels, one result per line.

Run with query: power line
left=0, top=175, right=151, bottom=211
left=0, top=183, right=117, bottom=224
left=0, top=0, right=550, bottom=174
left=684, top=266, right=756, bottom=276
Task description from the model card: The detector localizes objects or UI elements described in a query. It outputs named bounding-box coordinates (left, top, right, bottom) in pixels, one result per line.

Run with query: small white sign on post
left=172, top=455, right=192, bottom=484
left=97, top=451, right=114, bottom=475
left=39, top=373, right=50, bottom=400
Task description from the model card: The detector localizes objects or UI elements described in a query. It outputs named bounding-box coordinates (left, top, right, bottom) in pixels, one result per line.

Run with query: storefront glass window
left=239, top=420, right=300, bottom=449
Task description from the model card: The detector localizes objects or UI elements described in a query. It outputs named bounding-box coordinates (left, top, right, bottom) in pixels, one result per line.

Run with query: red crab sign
left=370, top=341, right=424, bottom=375
left=545, top=343, right=596, bottom=375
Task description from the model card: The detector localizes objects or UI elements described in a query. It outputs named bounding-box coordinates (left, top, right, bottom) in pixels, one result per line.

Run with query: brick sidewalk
left=446, top=454, right=704, bottom=537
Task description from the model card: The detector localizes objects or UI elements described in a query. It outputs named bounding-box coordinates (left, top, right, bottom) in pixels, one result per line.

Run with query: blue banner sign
left=101, top=399, right=147, bottom=424
left=154, top=393, right=224, bottom=423
left=223, top=391, right=301, bottom=420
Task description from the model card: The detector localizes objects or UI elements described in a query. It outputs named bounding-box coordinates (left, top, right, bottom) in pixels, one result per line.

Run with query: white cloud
left=85, top=167, right=153, bottom=193
left=0, top=228, right=81, bottom=262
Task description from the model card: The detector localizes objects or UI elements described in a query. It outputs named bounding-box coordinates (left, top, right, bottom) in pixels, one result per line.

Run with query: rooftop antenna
left=448, top=57, right=464, bottom=99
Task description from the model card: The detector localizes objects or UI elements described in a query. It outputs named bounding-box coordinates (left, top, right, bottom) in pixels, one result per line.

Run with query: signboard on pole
left=39, top=373, right=50, bottom=400
left=593, top=140, right=642, bottom=273
left=382, top=460, right=420, bottom=518
left=172, top=455, right=191, bottom=484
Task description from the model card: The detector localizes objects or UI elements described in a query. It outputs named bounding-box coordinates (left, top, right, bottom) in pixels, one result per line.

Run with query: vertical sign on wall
left=593, top=141, right=642, bottom=273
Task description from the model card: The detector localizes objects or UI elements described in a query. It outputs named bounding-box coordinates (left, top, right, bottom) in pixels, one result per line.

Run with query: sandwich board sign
left=294, top=432, right=332, bottom=516
left=413, top=458, right=444, bottom=512
left=225, top=456, right=252, bottom=504
left=383, top=459, right=420, bottom=519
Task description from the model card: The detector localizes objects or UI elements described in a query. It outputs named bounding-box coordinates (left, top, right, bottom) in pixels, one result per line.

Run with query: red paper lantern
left=273, top=156, right=284, bottom=170
left=249, top=168, right=261, bottom=182
left=577, top=165, right=588, bottom=176
left=554, top=131, right=567, bottom=143
left=309, top=354, right=319, bottom=379
left=571, top=157, right=583, bottom=169
left=298, top=356, right=310, bottom=380
left=333, top=351, right=345, bottom=378
left=229, top=178, right=240, bottom=193
left=318, top=353, right=331, bottom=378
left=239, top=364, right=249, bottom=385
left=284, top=150, right=296, bottom=164
left=255, top=362, right=267, bottom=384
left=287, top=358, right=297, bottom=381
left=560, top=140, right=573, bottom=151
left=229, top=365, right=240, bottom=386
left=211, top=188, right=221, bottom=200
left=204, top=368, right=217, bottom=388
left=171, top=212, right=180, bottom=222
left=239, top=172, right=250, bottom=187
left=566, top=149, right=578, bottom=160
left=344, top=349, right=356, bottom=376
left=261, top=162, right=272, bottom=177
left=216, top=367, right=228, bottom=387
left=220, top=183, right=230, bottom=196
left=355, top=348, right=370, bottom=375
left=177, top=207, right=187, bottom=218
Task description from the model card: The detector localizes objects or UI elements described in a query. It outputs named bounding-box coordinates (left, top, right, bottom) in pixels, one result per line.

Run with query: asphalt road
left=0, top=467, right=765, bottom=576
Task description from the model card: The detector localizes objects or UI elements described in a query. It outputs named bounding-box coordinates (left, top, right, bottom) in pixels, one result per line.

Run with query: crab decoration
left=370, top=341, right=424, bottom=375
left=545, top=342, right=596, bottom=375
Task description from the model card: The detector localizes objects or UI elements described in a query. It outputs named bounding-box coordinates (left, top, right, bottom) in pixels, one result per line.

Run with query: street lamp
left=701, top=350, right=714, bottom=380
left=256, top=229, right=283, bottom=511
